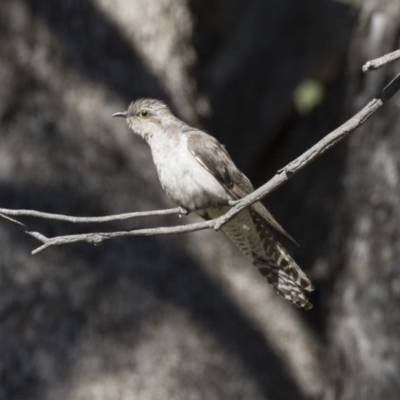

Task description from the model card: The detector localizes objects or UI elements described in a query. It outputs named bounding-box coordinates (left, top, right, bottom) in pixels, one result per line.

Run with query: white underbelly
left=151, top=140, right=231, bottom=210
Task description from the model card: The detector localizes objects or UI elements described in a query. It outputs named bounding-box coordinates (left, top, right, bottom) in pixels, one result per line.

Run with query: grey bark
left=328, top=1, right=400, bottom=399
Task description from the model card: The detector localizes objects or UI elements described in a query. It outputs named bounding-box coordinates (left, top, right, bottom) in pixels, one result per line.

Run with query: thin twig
left=0, top=207, right=183, bottom=223
left=0, top=213, right=48, bottom=243
left=31, top=220, right=215, bottom=254
left=1, top=52, right=400, bottom=255
left=0, top=201, right=239, bottom=223
left=362, top=50, right=400, bottom=72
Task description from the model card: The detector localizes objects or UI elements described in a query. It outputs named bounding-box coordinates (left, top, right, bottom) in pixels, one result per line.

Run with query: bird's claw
left=178, top=207, right=190, bottom=218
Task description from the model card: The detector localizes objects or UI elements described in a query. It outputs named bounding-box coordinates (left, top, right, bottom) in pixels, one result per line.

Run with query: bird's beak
left=112, top=111, right=127, bottom=118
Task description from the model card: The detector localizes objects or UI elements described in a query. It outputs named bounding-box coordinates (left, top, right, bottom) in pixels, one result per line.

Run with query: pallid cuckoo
left=113, top=99, right=314, bottom=309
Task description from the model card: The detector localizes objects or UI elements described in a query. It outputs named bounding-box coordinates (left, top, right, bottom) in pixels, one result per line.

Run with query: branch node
left=89, top=234, right=105, bottom=246
left=284, top=166, right=296, bottom=178
left=213, top=219, right=225, bottom=231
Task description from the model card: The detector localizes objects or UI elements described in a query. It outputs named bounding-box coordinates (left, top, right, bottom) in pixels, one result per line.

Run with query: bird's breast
left=150, top=138, right=230, bottom=210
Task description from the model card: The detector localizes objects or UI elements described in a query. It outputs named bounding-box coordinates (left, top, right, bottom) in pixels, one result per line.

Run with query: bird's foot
left=178, top=207, right=190, bottom=218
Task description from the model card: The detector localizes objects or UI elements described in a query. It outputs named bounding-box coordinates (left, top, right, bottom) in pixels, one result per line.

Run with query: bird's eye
left=138, top=110, right=150, bottom=118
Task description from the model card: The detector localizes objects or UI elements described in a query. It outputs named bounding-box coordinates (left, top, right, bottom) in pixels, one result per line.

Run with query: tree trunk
left=328, top=1, right=400, bottom=399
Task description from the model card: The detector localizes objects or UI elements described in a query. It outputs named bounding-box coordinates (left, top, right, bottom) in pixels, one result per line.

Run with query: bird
left=113, top=98, right=314, bottom=309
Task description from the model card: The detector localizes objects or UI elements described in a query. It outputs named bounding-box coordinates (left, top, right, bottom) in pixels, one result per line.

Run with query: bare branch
left=1, top=53, right=400, bottom=255
left=31, top=220, right=215, bottom=254
left=0, top=207, right=183, bottom=223
left=0, top=202, right=238, bottom=223
left=362, top=50, right=400, bottom=72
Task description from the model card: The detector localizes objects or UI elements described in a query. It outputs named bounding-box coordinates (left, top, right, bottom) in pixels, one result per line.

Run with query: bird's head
left=113, top=98, right=171, bottom=140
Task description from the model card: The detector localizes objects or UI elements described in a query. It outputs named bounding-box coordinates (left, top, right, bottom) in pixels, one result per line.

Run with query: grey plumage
left=113, top=98, right=314, bottom=309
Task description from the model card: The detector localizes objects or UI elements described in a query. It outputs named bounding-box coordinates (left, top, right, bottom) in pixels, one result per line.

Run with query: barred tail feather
left=206, top=207, right=314, bottom=310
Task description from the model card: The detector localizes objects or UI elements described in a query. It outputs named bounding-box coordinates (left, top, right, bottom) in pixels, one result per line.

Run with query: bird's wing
left=186, top=130, right=297, bottom=244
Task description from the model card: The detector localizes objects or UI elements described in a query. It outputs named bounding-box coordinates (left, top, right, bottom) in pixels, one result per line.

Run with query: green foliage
left=293, top=79, right=325, bottom=116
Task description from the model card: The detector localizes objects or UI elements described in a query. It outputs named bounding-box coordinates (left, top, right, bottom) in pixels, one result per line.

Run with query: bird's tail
left=206, top=207, right=314, bottom=310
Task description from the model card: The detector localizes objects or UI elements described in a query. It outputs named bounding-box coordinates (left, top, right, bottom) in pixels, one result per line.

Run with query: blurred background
left=0, top=0, right=400, bottom=399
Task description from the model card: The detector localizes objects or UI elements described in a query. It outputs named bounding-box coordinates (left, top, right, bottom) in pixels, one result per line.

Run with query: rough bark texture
left=1, top=0, right=392, bottom=399
left=328, top=1, right=400, bottom=399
